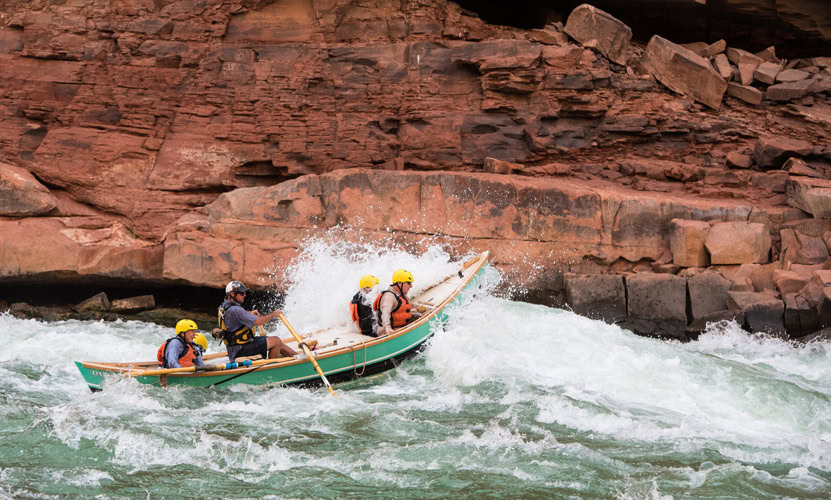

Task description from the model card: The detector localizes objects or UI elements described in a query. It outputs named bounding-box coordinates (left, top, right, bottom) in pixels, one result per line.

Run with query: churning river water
left=2, top=242, right=831, bottom=499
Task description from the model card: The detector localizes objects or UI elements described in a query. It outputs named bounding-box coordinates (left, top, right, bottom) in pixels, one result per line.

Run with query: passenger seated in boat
left=215, top=281, right=298, bottom=363
left=373, top=269, right=422, bottom=337
left=351, top=274, right=380, bottom=337
left=157, top=319, right=207, bottom=369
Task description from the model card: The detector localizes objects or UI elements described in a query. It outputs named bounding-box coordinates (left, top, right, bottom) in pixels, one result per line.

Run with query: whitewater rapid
left=2, top=242, right=830, bottom=498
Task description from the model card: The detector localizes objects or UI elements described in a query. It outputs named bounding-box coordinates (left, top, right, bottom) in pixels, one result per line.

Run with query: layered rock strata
left=0, top=1, right=830, bottom=339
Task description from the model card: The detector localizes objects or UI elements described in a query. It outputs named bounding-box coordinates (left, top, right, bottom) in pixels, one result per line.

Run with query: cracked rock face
left=0, top=0, right=829, bottom=311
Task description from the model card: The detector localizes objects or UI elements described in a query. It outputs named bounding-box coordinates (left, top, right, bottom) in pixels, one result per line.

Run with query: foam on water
left=3, top=241, right=831, bottom=497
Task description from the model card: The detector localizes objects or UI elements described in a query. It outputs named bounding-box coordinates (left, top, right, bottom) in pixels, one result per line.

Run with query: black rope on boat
left=209, top=363, right=268, bottom=387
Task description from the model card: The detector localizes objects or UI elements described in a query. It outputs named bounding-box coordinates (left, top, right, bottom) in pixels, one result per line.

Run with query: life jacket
left=217, top=301, right=255, bottom=346
left=351, top=291, right=376, bottom=336
left=373, top=288, right=412, bottom=329
left=156, top=337, right=199, bottom=368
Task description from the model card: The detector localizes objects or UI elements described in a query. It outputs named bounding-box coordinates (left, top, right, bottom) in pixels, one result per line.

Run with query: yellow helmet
left=193, top=332, right=208, bottom=352
left=392, top=269, right=414, bottom=284
left=176, top=319, right=198, bottom=336
left=359, top=274, right=380, bottom=289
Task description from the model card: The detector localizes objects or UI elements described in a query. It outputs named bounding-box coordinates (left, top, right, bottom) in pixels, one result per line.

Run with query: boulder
left=564, top=4, right=631, bottom=65
left=702, top=39, right=727, bottom=57
left=564, top=273, right=626, bottom=323
left=773, top=269, right=809, bottom=295
left=0, top=162, right=58, bottom=216
left=727, top=291, right=785, bottom=336
left=74, top=292, right=111, bottom=312
left=712, top=53, right=733, bottom=80
left=785, top=177, right=831, bottom=218
left=749, top=263, right=777, bottom=293
left=625, top=273, right=687, bottom=338
left=753, top=61, right=782, bottom=84
left=738, top=63, right=756, bottom=85
left=727, top=48, right=763, bottom=67
left=725, top=151, right=753, bottom=168
left=795, top=231, right=829, bottom=264
left=483, top=157, right=523, bottom=175
left=669, top=219, right=710, bottom=267
left=726, top=83, right=762, bottom=105
left=687, top=271, right=734, bottom=331
left=783, top=158, right=823, bottom=178
left=705, top=222, right=771, bottom=265
left=783, top=293, right=820, bottom=337
left=776, top=69, right=811, bottom=82
left=643, top=35, right=727, bottom=109
left=110, top=295, right=156, bottom=312
left=755, top=46, right=777, bottom=63
left=753, top=136, right=813, bottom=169
left=765, top=79, right=814, bottom=101
left=819, top=287, right=831, bottom=328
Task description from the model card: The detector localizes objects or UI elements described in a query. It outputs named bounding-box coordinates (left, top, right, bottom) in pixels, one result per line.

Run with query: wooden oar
left=279, top=313, right=337, bottom=396
left=124, top=356, right=295, bottom=378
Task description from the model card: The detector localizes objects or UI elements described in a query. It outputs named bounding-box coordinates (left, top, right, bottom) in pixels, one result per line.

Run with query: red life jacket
left=156, top=337, right=198, bottom=368
left=373, top=289, right=412, bottom=329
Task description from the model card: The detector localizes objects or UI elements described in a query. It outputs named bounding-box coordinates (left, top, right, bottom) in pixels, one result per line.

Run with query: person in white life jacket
left=373, top=269, right=421, bottom=337
left=350, top=274, right=380, bottom=337
left=216, top=281, right=297, bottom=363
left=157, top=319, right=207, bottom=369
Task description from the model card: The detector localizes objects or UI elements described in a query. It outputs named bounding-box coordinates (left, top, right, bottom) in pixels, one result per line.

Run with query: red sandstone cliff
left=1, top=0, right=831, bottom=338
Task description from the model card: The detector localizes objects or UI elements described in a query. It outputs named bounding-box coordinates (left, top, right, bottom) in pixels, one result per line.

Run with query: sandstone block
left=687, top=271, right=733, bottom=331
left=0, top=162, right=57, bottom=216
left=75, top=292, right=111, bottom=312
left=773, top=269, right=809, bottom=295
left=814, top=270, right=831, bottom=287
left=785, top=177, right=831, bottom=218
left=725, top=151, right=753, bottom=168
left=726, top=83, right=762, bottom=105
left=755, top=46, right=777, bottom=63
left=783, top=293, right=819, bottom=337
left=625, top=273, right=687, bottom=338
left=783, top=158, right=823, bottom=178
left=776, top=69, right=811, bottom=82
left=765, top=79, right=814, bottom=101
left=564, top=273, right=626, bottom=323
left=753, top=136, right=813, bottom=169
left=712, top=54, right=732, bottom=80
left=795, top=231, right=829, bottom=264
left=483, top=157, right=523, bottom=175
left=702, top=39, right=726, bottom=57
left=738, top=62, right=756, bottom=85
left=705, top=222, right=771, bottom=265
left=564, top=4, right=631, bottom=65
left=669, top=219, right=710, bottom=267
left=727, top=291, right=785, bottom=335
left=110, top=295, right=156, bottom=312
left=643, top=35, right=727, bottom=109
left=819, top=287, right=831, bottom=328
left=727, top=48, right=763, bottom=67
left=753, top=61, right=782, bottom=84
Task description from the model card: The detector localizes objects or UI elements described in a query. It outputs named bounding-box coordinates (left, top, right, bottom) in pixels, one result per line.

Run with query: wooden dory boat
left=75, top=251, right=490, bottom=391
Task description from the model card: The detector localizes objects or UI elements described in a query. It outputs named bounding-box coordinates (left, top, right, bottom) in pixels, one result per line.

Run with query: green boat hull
left=75, top=257, right=487, bottom=391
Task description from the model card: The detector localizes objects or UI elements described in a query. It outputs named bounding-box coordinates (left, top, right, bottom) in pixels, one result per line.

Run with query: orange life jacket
left=156, top=337, right=198, bottom=368
left=373, top=289, right=412, bottom=329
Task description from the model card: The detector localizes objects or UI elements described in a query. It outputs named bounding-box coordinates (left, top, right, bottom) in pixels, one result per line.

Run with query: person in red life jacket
left=215, top=281, right=297, bottom=363
left=373, top=269, right=421, bottom=337
left=157, top=319, right=208, bottom=369
left=351, top=274, right=380, bottom=337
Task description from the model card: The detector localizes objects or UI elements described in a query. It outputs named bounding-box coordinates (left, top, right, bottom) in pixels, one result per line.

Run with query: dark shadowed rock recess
left=1, top=0, right=831, bottom=340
